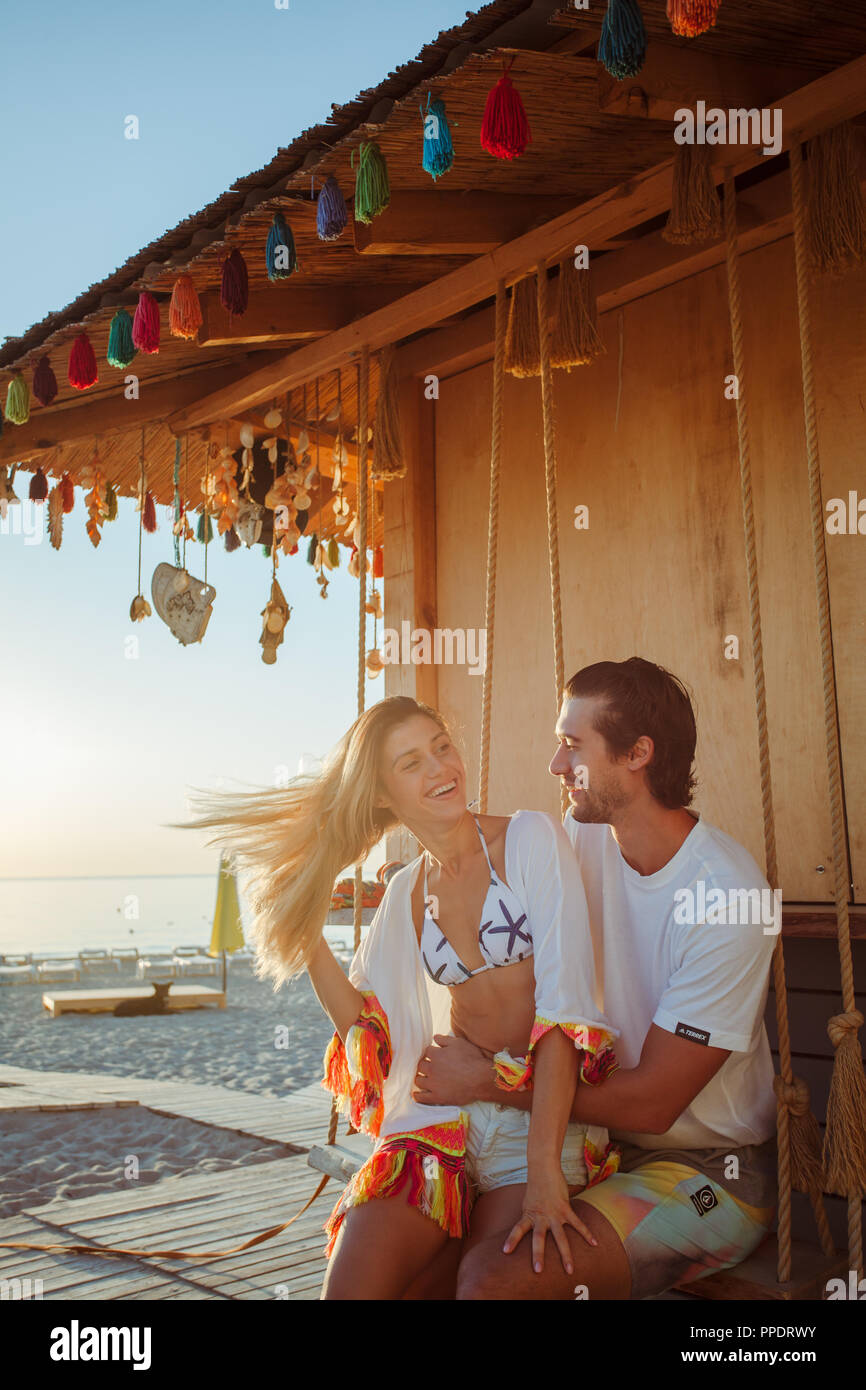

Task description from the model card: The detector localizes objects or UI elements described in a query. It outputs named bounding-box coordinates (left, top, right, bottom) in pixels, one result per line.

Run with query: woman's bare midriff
left=447, top=954, right=536, bottom=1057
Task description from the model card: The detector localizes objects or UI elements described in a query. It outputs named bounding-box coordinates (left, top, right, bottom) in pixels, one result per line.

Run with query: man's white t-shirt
left=562, top=810, right=777, bottom=1150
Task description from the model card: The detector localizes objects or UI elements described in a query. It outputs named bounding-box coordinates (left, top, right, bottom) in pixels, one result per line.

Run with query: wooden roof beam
left=598, top=45, right=818, bottom=123
left=353, top=191, right=581, bottom=256
left=164, top=53, right=866, bottom=435
left=197, top=284, right=428, bottom=346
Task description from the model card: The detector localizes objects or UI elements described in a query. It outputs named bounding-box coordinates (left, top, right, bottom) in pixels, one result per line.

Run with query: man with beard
left=414, top=657, right=779, bottom=1300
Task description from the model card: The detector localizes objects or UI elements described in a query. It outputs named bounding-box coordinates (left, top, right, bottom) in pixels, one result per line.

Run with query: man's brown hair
left=564, top=657, right=697, bottom=809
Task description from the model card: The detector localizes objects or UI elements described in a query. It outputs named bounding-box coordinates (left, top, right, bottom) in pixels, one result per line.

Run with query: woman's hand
left=502, top=1165, right=598, bottom=1275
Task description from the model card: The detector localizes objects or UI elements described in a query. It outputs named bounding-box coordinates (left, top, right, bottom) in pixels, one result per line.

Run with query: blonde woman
left=185, top=696, right=620, bottom=1300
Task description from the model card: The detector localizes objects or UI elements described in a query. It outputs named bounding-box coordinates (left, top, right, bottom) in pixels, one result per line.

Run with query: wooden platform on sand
left=41, top=985, right=226, bottom=1016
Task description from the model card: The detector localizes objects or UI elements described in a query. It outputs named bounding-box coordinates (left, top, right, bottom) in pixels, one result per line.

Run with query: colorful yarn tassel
left=4, top=374, right=30, bottom=425
left=266, top=213, right=299, bottom=280
left=220, top=249, right=249, bottom=316
left=667, top=0, right=721, bottom=38
left=224, top=524, right=241, bottom=552
left=29, top=467, right=48, bottom=502
left=324, top=1120, right=471, bottom=1258
left=132, top=292, right=160, bottom=354
left=480, top=65, right=531, bottom=160
left=373, top=545, right=384, bottom=579
left=326, top=536, right=340, bottom=568
left=599, top=0, right=647, bottom=80
left=143, top=491, right=157, bottom=533
left=316, top=175, right=348, bottom=241
left=68, top=333, right=98, bottom=390
left=354, top=142, right=390, bottom=224
left=60, top=473, right=75, bottom=513
left=322, top=992, right=391, bottom=1136
left=422, top=96, right=454, bottom=180
left=32, top=355, right=58, bottom=407
left=306, top=533, right=318, bottom=564
left=107, top=310, right=136, bottom=368
left=169, top=275, right=203, bottom=339
left=197, top=510, right=213, bottom=543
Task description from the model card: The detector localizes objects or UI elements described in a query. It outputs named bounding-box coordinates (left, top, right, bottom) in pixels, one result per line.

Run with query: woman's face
left=377, top=714, right=466, bottom=826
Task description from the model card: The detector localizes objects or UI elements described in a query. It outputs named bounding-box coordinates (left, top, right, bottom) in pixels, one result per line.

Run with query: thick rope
left=354, top=345, right=370, bottom=958
left=723, top=170, right=833, bottom=1281
left=479, top=280, right=507, bottom=814
left=790, top=140, right=863, bottom=1278
left=536, top=262, right=567, bottom=820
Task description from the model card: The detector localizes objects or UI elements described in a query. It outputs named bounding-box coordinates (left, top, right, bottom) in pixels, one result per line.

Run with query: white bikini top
left=419, top=816, right=533, bottom=987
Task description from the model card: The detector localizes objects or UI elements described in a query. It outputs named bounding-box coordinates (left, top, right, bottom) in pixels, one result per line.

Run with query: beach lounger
left=0, top=953, right=37, bottom=984
left=79, top=948, right=120, bottom=973
left=172, top=946, right=220, bottom=977
left=36, top=957, right=81, bottom=983
left=227, top=947, right=255, bottom=970
left=136, top=955, right=177, bottom=981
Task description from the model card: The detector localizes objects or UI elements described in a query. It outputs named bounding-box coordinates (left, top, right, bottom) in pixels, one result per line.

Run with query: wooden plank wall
left=432, top=238, right=865, bottom=904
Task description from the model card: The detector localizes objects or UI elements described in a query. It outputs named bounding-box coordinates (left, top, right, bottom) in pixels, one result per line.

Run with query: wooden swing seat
left=308, top=1144, right=845, bottom=1300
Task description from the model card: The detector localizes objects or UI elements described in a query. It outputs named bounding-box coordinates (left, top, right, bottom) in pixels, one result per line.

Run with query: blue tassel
left=317, top=176, right=348, bottom=241
left=599, top=0, right=647, bottom=80
left=107, top=309, right=136, bottom=368
left=266, top=213, right=299, bottom=281
left=422, top=97, right=454, bottom=180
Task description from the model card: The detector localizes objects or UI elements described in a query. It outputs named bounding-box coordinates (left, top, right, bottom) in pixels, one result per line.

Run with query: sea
left=0, top=875, right=358, bottom=960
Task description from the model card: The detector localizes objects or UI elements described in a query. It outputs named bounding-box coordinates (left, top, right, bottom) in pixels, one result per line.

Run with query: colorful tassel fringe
left=220, top=249, right=249, bottom=316
left=68, top=333, right=98, bottom=390
left=422, top=97, right=454, bottom=180
left=4, top=374, right=30, bottom=425
left=324, top=1120, right=471, bottom=1258
left=60, top=473, right=75, bottom=513
left=599, top=0, right=647, bottom=80
left=169, top=275, right=203, bottom=339
left=494, top=1017, right=620, bottom=1092
left=322, top=992, right=391, bottom=1137
left=266, top=213, right=299, bottom=280
left=132, top=292, right=160, bottom=354
left=480, top=67, right=531, bottom=161
left=143, top=491, right=157, bottom=533
left=354, top=142, right=390, bottom=225
left=32, top=355, right=58, bottom=407
left=585, top=1133, right=622, bottom=1187
left=317, top=175, right=348, bottom=241
left=373, top=545, right=384, bottom=579
left=666, top=0, right=721, bottom=38
left=29, top=467, right=48, bottom=502
left=107, top=310, right=136, bottom=368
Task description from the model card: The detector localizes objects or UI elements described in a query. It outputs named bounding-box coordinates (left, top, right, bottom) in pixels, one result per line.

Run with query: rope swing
left=722, top=169, right=834, bottom=1284
left=478, top=281, right=506, bottom=815
left=789, top=139, right=866, bottom=1280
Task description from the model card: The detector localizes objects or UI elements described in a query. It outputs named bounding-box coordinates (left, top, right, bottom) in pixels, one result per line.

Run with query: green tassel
left=5, top=374, right=30, bottom=425
left=327, top=537, right=340, bottom=568
left=107, top=309, right=137, bottom=368
left=354, top=142, right=390, bottom=224
left=197, top=511, right=213, bottom=543
left=104, top=481, right=118, bottom=520
left=261, top=543, right=271, bottom=557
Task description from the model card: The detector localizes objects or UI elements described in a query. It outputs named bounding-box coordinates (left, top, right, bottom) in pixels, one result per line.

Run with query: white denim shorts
left=462, top=1099, right=592, bottom=1193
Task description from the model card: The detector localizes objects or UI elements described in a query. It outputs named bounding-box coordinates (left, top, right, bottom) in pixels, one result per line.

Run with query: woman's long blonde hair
left=180, top=696, right=449, bottom=986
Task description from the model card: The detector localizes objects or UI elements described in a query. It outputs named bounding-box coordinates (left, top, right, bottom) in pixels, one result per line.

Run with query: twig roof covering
left=2, top=0, right=864, bottom=523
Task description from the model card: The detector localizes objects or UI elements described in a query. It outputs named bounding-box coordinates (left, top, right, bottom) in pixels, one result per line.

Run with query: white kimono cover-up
left=321, top=810, right=621, bottom=1253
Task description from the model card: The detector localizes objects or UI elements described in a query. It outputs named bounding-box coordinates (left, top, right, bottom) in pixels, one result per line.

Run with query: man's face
left=549, top=696, right=633, bottom=824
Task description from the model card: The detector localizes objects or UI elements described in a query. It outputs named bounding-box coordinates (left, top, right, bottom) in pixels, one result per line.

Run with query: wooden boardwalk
left=0, top=1063, right=338, bottom=1300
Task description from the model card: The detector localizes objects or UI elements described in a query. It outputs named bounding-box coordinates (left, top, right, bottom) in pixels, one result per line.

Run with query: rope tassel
left=823, top=1011, right=866, bottom=1199
left=371, top=345, right=404, bottom=479
left=504, top=275, right=540, bottom=377
left=805, top=123, right=866, bottom=276
left=551, top=258, right=606, bottom=369
left=663, top=140, right=722, bottom=245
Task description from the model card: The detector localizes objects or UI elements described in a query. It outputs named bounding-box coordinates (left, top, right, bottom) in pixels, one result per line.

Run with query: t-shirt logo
left=690, top=1184, right=719, bottom=1217
left=675, top=1021, right=711, bottom=1046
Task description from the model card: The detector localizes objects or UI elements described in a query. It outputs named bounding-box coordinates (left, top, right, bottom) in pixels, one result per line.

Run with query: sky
left=0, top=0, right=471, bottom=878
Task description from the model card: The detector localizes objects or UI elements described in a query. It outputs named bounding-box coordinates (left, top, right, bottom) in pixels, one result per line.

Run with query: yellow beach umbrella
left=208, top=853, right=245, bottom=994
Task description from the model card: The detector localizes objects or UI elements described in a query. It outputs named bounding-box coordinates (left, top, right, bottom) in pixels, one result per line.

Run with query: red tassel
left=68, top=333, right=98, bottom=390
left=220, top=250, right=249, bottom=316
left=373, top=545, right=384, bottom=578
left=132, top=292, right=160, bottom=353
left=60, top=472, right=75, bottom=513
left=32, top=355, right=58, bottom=407
left=143, top=491, right=157, bottom=532
left=29, top=467, right=48, bottom=502
left=480, top=67, right=531, bottom=160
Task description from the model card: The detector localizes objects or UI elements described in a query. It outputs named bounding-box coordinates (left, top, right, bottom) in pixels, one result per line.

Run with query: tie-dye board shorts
left=572, top=1139, right=777, bottom=1300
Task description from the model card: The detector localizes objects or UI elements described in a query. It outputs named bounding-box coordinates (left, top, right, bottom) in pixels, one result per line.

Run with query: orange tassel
left=60, top=472, right=75, bottom=513
left=666, top=0, right=721, bottom=37
left=169, top=275, right=203, bottom=339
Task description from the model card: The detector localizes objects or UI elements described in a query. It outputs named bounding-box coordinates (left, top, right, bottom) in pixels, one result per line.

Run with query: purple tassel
left=317, top=176, right=348, bottom=241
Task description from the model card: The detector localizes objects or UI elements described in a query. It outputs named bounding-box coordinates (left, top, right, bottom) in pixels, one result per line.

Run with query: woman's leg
left=322, top=1189, right=452, bottom=1300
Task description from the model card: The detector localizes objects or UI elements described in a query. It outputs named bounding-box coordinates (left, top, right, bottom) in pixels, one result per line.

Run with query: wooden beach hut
left=2, top=0, right=864, bottom=1298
